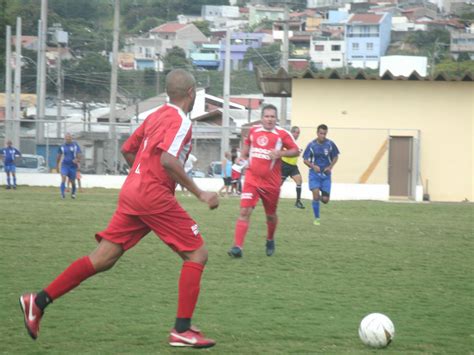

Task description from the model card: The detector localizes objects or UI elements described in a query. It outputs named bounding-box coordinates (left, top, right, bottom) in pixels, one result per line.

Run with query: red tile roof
left=289, top=59, right=309, bottom=71
left=11, top=35, right=38, bottom=47
left=150, top=23, right=188, bottom=33
left=348, top=14, right=383, bottom=24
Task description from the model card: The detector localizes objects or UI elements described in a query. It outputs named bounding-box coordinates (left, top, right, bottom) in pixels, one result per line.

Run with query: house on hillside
left=202, top=5, right=240, bottom=21
left=311, top=34, right=345, bottom=69
left=450, top=30, right=474, bottom=60
left=190, top=44, right=220, bottom=70
left=248, top=4, right=285, bottom=26
left=149, top=22, right=208, bottom=56
left=11, top=36, right=39, bottom=51
left=345, top=13, right=392, bottom=69
left=219, top=32, right=264, bottom=71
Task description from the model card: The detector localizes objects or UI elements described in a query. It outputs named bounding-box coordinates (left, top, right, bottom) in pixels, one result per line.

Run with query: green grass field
left=1, top=187, right=473, bottom=354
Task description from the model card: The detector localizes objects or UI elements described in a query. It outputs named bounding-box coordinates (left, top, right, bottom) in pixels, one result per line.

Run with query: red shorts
left=95, top=203, right=203, bottom=252
left=240, top=182, right=280, bottom=215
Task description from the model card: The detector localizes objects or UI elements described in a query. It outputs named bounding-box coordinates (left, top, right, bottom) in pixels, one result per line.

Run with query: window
left=314, top=44, right=325, bottom=51
left=366, top=42, right=373, bottom=50
left=331, top=58, right=341, bottom=62
left=352, top=43, right=359, bottom=51
left=331, top=45, right=341, bottom=51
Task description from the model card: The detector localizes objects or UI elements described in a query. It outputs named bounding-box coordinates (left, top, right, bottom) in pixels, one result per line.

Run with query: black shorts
left=223, top=177, right=232, bottom=186
left=281, top=161, right=300, bottom=180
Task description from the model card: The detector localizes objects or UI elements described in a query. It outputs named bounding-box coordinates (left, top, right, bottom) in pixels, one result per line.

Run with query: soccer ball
left=358, top=313, right=395, bottom=348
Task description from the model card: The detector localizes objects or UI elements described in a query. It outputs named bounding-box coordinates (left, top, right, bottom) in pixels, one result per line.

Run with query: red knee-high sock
left=234, top=219, right=249, bottom=248
left=266, top=220, right=278, bottom=241
left=44, top=256, right=97, bottom=300
left=177, top=261, right=204, bottom=319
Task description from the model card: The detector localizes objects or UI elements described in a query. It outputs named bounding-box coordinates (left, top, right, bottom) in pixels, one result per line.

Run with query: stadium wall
left=292, top=79, right=473, bottom=202
left=0, top=173, right=412, bottom=201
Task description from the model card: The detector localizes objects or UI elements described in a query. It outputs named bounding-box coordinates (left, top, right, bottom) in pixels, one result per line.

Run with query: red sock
left=234, top=219, right=249, bottom=248
left=44, top=256, right=96, bottom=300
left=177, top=261, right=204, bottom=318
left=266, top=220, right=278, bottom=241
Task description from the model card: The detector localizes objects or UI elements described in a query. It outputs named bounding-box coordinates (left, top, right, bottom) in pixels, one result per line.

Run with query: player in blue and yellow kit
left=56, top=133, right=82, bottom=199
left=303, top=124, right=340, bottom=225
left=1, top=140, right=22, bottom=189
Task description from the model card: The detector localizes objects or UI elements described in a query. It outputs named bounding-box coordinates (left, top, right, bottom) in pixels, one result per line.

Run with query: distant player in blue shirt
left=303, top=124, right=340, bottom=226
left=1, top=140, right=22, bottom=189
left=57, top=133, right=82, bottom=199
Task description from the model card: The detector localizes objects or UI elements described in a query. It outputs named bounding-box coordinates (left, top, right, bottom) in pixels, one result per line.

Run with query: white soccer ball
left=358, top=313, right=395, bottom=348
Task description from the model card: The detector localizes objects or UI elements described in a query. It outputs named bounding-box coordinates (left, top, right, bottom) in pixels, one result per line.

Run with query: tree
left=457, top=52, right=471, bottom=62
left=163, top=46, right=191, bottom=71
left=406, top=29, right=451, bottom=54
left=192, top=21, right=211, bottom=38
left=131, top=17, right=165, bottom=35
left=63, top=53, right=111, bottom=100
left=243, top=44, right=282, bottom=70
left=435, top=58, right=474, bottom=76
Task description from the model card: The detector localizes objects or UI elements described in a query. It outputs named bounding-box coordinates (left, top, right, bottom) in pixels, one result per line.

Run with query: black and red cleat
left=19, top=293, right=43, bottom=340
left=169, top=326, right=216, bottom=348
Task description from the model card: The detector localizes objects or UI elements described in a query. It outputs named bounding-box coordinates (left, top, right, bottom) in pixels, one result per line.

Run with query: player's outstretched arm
left=161, top=152, right=219, bottom=209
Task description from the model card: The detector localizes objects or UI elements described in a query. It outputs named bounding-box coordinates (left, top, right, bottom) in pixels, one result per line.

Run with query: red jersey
left=244, top=125, right=298, bottom=189
left=118, top=103, right=192, bottom=215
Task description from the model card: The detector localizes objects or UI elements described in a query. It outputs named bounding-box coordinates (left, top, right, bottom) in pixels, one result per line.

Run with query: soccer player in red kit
left=19, top=69, right=219, bottom=349
left=228, top=104, right=299, bottom=258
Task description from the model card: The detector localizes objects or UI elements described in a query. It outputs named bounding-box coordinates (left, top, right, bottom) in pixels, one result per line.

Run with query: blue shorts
left=4, top=164, right=16, bottom=173
left=61, top=165, right=77, bottom=180
left=308, top=171, right=332, bottom=194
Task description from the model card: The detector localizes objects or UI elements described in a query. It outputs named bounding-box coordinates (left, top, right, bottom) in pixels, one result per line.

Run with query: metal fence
left=0, top=121, right=421, bottom=197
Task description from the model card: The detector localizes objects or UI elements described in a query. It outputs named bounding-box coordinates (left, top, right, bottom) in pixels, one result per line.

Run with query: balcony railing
left=347, top=33, right=380, bottom=38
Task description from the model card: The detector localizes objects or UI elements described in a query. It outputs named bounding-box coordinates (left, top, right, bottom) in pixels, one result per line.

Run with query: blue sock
left=312, top=200, right=320, bottom=219
left=72, top=183, right=76, bottom=195
left=13, top=176, right=17, bottom=186
left=60, top=182, right=66, bottom=196
left=7, top=175, right=11, bottom=186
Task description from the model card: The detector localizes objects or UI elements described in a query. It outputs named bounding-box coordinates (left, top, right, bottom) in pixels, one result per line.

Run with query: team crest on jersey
left=257, top=135, right=269, bottom=147
left=191, top=224, right=200, bottom=236
left=324, top=148, right=329, bottom=156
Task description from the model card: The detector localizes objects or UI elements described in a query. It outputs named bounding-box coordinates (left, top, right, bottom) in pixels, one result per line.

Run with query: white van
left=15, top=154, right=48, bottom=173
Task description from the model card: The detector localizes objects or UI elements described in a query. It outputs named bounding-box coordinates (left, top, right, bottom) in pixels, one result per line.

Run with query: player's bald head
left=166, top=69, right=196, bottom=100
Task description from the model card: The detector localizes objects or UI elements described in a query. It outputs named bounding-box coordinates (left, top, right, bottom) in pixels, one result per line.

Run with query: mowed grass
left=0, top=186, right=473, bottom=354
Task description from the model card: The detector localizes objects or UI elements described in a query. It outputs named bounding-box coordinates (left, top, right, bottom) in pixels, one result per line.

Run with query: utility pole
left=37, top=0, right=48, bottom=145
left=109, top=0, right=120, bottom=174
left=5, top=25, right=12, bottom=144
left=280, top=3, right=289, bottom=129
left=13, top=17, right=22, bottom=149
left=221, top=28, right=231, bottom=159
left=53, top=23, right=65, bottom=137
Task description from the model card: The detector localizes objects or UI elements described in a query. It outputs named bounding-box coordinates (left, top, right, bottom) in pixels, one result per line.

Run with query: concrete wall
left=292, top=78, right=474, bottom=202
left=1, top=173, right=401, bottom=201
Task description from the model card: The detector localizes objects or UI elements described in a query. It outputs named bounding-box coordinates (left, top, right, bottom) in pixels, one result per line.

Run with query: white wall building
left=392, top=16, right=427, bottom=31
left=379, top=55, right=428, bottom=77
left=310, top=36, right=346, bottom=69
left=201, top=5, right=240, bottom=21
